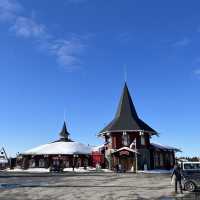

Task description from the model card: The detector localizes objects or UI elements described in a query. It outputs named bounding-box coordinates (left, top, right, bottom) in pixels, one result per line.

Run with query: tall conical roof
left=115, top=83, right=139, bottom=120
left=98, top=83, right=157, bottom=135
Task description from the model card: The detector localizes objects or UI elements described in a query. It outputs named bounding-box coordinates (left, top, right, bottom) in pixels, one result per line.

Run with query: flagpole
left=135, top=138, right=138, bottom=173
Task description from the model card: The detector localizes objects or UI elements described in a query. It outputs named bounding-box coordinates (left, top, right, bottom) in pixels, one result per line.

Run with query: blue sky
left=0, top=0, right=200, bottom=157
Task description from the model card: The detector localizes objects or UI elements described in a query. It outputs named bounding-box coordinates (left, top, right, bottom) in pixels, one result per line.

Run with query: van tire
left=184, top=181, right=196, bottom=192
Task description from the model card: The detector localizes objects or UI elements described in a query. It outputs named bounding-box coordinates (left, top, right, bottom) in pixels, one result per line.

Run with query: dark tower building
left=98, top=83, right=179, bottom=171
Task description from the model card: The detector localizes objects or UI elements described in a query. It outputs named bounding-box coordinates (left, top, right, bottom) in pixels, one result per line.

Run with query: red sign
left=119, top=150, right=129, bottom=156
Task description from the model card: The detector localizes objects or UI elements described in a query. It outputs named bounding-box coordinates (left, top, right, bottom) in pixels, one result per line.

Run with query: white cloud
left=173, top=37, right=190, bottom=47
left=194, top=69, right=200, bottom=76
left=10, top=16, right=46, bottom=38
left=0, top=0, right=86, bottom=71
left=48, top=39, right=84, bottom=69
left=0, top=0, right=22, bottom=21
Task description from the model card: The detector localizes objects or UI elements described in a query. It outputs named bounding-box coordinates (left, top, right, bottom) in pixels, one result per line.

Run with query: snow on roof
left=151, top=142, right=181, bottom=152
left=114, top=147, right=139, bottom=154
left=22, top=141, right=92, bottom=155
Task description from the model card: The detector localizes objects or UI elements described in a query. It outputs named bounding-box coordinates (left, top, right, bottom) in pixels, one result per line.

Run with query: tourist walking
left=171, top=164, right=183, bottom=194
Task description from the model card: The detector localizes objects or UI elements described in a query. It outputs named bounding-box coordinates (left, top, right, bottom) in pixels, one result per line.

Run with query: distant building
left=97, top=83, right=180, bottom=171
left=0, top=147, right=9, bottom=170
left=18, top=122, right=91, bottom=169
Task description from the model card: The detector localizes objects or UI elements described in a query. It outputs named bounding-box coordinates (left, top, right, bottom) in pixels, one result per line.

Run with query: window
left=170, top=153, right=174, bottom=166
left=183, top=163, right=200, bottom=170
left=122, top=132, right=129, bottom=146
left=29, top=159, right=35, bottom=168
left=77, top=158, right=81, bottom=167
left=160, top=154, right=164, bottom=166
left=154, top=152, right=159, bottom=168
left=141, top=135, right=145, bottom=145
left=39, top=159, right=45, bottom=168
left=64, top=160, right=70, bottom=168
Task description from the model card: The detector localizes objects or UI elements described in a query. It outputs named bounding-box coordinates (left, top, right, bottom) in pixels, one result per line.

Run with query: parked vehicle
left=182, top=162, right=200, bottom=192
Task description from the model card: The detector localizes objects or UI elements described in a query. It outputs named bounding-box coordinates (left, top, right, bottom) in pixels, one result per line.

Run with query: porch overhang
left=112, top=147, right=140, bottom=156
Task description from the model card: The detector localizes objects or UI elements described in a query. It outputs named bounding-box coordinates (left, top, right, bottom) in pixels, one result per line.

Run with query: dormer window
left=122, top=132, right=129, bottom=146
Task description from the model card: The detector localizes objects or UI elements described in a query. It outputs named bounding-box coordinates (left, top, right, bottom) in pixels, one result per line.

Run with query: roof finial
left=64, top=108, right=66, bottom=122
left=123, top=64, right=127, bottom=82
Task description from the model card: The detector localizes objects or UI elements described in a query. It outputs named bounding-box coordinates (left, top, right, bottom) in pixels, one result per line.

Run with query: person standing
left=171, top=164, right=183, bottom=194
left=118, top=163, right=122, bottom=173
left=115, top=164, right=119, bottom=173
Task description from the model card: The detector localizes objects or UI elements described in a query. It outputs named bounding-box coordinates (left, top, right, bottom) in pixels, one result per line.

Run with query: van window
left=184, top=163, right=200, bottom=170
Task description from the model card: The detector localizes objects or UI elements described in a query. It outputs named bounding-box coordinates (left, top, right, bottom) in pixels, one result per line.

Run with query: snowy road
left=0, top=172, right=199, bottom=199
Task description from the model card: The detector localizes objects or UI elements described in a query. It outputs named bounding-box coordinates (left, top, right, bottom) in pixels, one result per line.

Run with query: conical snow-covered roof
left=22, top=141, right=91, bottom=155
left=22, top=122, right=91, bottom=155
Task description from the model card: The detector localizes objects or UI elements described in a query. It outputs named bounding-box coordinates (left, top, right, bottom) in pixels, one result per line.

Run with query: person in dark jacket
left=171, top=164, right=183, bottom=194
left=115, top=164, right=119, bottom=173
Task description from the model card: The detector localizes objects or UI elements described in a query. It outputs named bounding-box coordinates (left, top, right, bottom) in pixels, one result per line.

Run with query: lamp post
left=134, top=138, right=138, bottom=173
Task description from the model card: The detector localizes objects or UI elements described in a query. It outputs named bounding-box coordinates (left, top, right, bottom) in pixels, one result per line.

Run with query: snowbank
left=5, top=167, right=114, bottom=173
left=6, top=168, right=50, bottom=173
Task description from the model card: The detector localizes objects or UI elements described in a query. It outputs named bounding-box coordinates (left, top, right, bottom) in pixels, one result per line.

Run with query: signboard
left=119, top=150, right=129, bottom=156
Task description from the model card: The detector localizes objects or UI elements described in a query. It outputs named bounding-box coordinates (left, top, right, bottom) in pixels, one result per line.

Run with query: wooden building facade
left=0, top=147, right=9, bottom=170
left=98, top=83, right=180, bottom=172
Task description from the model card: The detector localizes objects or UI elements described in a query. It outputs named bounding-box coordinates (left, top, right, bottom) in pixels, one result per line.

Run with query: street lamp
left=132, top=138, right=137, bottom=173
left=73, top=154, right=79, bottom=171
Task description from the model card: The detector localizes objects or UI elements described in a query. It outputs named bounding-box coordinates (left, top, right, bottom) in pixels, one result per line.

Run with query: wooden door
left=120, top=157, right=134, bottom=172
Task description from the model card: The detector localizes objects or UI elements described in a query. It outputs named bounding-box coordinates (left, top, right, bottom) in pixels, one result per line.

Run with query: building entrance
left=119, top=156, right=135, bottom=172
left=112, top=148, right=137, bottom=172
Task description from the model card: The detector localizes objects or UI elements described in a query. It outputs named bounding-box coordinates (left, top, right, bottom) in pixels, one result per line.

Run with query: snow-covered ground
left=138, top=169, right=172, bottom=174
left=0, top=173, right=192, bottom=200
left=5, top=168, right=50, bottom=173
left=4, top=167, right=113, bottom=173
left=4, top=168, right=172, bottom=174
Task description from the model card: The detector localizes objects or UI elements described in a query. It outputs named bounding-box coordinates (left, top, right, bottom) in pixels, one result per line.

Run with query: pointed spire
left=59, top=121, right=70, bottom=140
left=115, top=82, right=139, bottom=120
left=98, top=83, right=157, bottom=135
